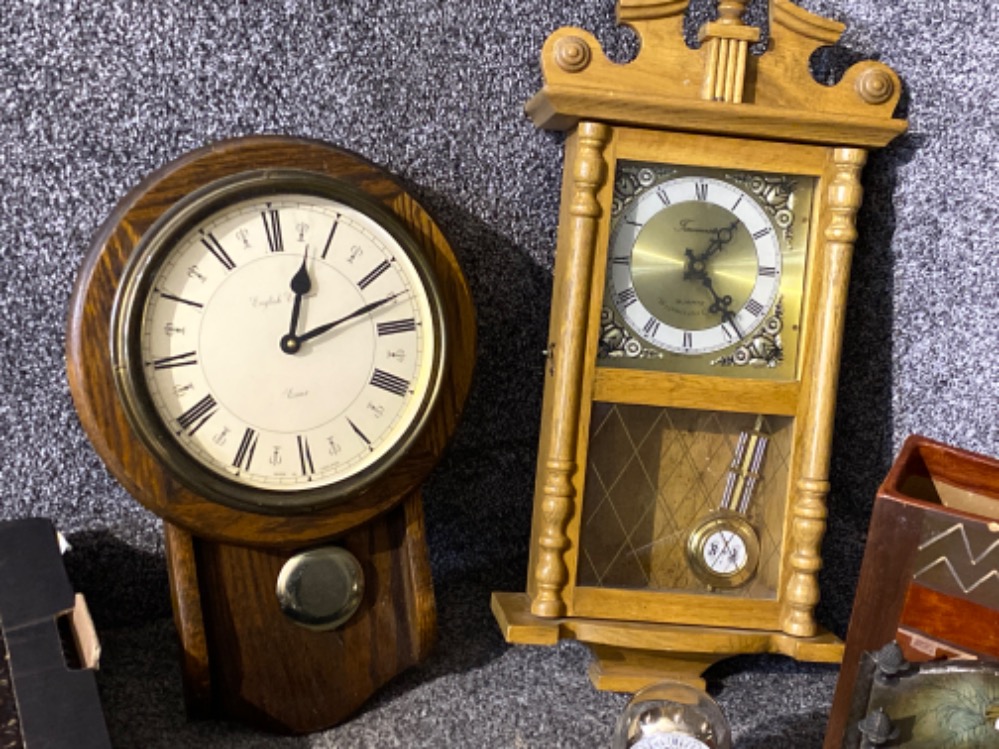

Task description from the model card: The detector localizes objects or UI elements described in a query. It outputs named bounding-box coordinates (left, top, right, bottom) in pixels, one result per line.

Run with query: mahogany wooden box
left=824, top=435, right=999, bottom=748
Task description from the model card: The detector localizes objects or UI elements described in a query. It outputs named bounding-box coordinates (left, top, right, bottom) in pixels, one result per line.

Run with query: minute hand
left=297, top=293, right=400, bottom=344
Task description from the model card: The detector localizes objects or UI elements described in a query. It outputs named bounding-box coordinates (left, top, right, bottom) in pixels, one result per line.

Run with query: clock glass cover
left=112, top=170, right=444, bottom=511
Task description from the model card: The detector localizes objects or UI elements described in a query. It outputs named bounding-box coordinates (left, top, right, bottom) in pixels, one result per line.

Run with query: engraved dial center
left=631, top=201, right=758, bottom=332
left=198, top=254, right=375, bottom=433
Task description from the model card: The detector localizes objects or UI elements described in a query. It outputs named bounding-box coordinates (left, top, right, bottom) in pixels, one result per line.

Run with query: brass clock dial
left=687, top=514, right=760, bottom=586
left=112, top=170, right=445, bottom=512
left=598, top=162, right=814, bottom=380
left=609, top=175, right=781, bottom=356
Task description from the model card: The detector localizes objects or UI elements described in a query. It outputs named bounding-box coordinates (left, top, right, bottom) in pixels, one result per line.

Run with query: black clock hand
left=278, top=250, right=313, bottom=354
left=684, top=219, right=741, bottom=278
left=700, top=274, right=741, bottom=337
left=287, top=249, right=312, bottom=337
left=293, top=293, right=401, bottom=347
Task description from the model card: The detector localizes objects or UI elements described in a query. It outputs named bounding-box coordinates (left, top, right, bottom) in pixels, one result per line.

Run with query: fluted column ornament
left=699, top=0, right=761, bottom=103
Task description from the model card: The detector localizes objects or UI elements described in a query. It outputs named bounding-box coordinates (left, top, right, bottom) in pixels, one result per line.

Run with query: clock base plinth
left=165, top=491, right=435, bottom=735
left=491, top=592, right=844, bottom=692
left=586, top=644, right=722, bottom=692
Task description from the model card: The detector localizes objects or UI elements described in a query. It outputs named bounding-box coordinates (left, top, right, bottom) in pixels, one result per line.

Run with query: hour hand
left=701, top=275, right=741, bottom=335
left=279, top=251, right=313, bottom=354
left=687, top=219, right=741, bottom=271
left=287, top=250, right=312, bottom=337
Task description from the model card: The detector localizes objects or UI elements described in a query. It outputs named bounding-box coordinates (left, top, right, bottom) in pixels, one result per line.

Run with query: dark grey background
left=1, top=0, right=996, bottom=746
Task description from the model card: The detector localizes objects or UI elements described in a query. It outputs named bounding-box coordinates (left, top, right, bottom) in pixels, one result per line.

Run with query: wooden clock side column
left=781, top=147, right=868, bottom=637
left=163, top=522, right=213, bottom=718
left=529, top=121, right=611, bottom=618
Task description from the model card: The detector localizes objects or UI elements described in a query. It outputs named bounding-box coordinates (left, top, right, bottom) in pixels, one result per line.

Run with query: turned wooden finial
left=717, top=0, right=750, bottom=25
left=699, top=0, right=761, bottom=103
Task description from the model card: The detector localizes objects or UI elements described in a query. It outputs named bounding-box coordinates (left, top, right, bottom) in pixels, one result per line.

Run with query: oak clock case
left=66, top=136, right=476, bottom=734
left=491, top=0, right=907, bottom=694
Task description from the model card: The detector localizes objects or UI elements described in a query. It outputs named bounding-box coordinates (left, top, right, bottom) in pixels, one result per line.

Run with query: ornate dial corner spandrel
left=598, top=307, right=666, bottom=361
left=726, top=173, right=799, bottom=244
left=611, top=164, right=678, bottom=218
left=711, top=299, right=784, bottom=369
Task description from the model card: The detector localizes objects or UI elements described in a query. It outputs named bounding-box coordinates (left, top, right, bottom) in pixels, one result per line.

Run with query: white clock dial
left=609, top=175, right=781, bottom=355
left=129, top=188, right=439, bottom=496
left=701, top=529, right=749, bottom=575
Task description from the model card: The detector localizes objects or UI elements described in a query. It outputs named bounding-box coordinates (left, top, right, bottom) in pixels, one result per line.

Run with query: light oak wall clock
left=492, top=0, right=907, bottom=691
left=67, top=136, right=475, bottom=733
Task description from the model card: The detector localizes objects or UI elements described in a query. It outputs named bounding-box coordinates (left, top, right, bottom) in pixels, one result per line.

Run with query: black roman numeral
left=656, top=185, right=671, bottom=205
left=758, top=266, right=778, bottom=278
left=297, top=435, right=314, bottom=476
left=721, top=320, right=742, bottom=342
left=683, top=331, right=693, bottom=350
left=200, top=231, right=236, bottom=271
left=377, top=318, right=417, bottom=336
left=752, top=227, right=772, bottom=241
left=370, top=368, right=409, bottom=396
left=321, top=216, right=340, bottom=259
left=732, top=195, right=744, bottom=212
left=151, top=351, right=197, bottom=370
left=615, top=287, right=638, bottom=309
left=233, top=428, right=258, bottom=471
left=695, top=181, right=709, bottom=201
left=261, top=207, right=283, bottom=252
left=177, top=395, right=218, bottom=435
left=745, top=298, right=765, bottom=317
left=642, top=318, right=660, bottom=338
left=611, top=255, right=630, bottom=266
left=358, top=260, right=391, bottom=290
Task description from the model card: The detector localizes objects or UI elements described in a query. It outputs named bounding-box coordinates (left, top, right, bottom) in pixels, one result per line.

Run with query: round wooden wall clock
left=492, top=0, right=907, bottom=692
left=67, top=136, right=475, bottom=733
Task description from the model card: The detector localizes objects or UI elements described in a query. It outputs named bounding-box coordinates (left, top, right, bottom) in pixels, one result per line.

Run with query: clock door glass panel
left=597, top=160, right=814, bottom=381
left=577, top=403, right=792, bottom=600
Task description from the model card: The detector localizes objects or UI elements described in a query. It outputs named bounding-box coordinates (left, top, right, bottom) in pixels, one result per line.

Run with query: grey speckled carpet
left=1, top=0, right=997, bottom=746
